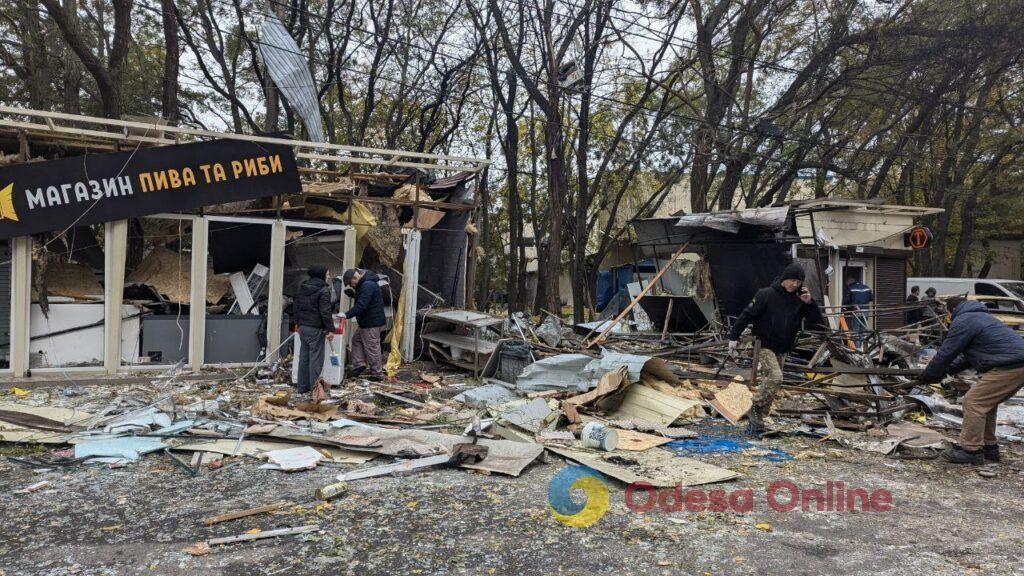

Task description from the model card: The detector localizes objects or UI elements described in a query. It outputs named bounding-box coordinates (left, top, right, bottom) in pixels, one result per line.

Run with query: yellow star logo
left=0, top=183, right=18, bottom=221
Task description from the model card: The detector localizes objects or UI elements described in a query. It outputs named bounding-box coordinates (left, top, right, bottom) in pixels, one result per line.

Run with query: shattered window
left=29, top=225, right=107, bottom=368
left=204, top=220, right=273, bottom=364
left=123, top=217, right=194, bottom=367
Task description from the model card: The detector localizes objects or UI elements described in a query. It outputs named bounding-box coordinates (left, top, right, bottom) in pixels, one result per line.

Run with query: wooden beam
left=584, top=241, right=690, bottom=347
left=202, top=501, right=290, bottom=526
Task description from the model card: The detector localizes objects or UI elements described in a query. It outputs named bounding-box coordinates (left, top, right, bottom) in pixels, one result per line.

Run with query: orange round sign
left=907, top=226, right=931, bottom=249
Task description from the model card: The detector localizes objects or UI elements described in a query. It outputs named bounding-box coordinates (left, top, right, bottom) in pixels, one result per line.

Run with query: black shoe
left=984, top=444, right=1001, bottom=463
left=364, top=373, right=383, bottom=382
left=347, top=365, right=366, bottom=378
left=942, top=446, right=984, bottom=465
left=746, top=407, right=766, bottom=437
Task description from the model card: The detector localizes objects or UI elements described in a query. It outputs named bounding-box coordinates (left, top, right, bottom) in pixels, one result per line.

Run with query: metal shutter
left=874, top=255, right=907, bottom=330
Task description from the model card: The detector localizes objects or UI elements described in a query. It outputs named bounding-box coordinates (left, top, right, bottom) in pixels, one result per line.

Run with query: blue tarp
left=596, top=260, right=657, bottom=312
left=666, top=422, right=792, bottom=462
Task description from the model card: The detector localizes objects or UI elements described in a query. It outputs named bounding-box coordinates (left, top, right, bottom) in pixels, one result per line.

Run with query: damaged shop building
left=0, top=107, right=486, bottom=378
left=603, top=199, right=942, bottom=333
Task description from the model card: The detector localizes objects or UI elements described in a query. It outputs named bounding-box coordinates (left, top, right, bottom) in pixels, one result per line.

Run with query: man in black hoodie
left=342, top=268, right=387, bottom=379
left=728, top=263, right=825, bottom=435
left=293, top=265, right=336, bottom=394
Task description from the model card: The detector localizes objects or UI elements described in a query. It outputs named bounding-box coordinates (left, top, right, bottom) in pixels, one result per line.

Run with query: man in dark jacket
left=905, top=286, right=923, bottom=326
left=920, top=296, right=1024, bottom=464
left=342, top=268, right=387, bottom=379
left=728, top=263, right=825, bottom=435
left=293, top=265, right=336, bottom=394
left=842, top=273, right=873, bottom=345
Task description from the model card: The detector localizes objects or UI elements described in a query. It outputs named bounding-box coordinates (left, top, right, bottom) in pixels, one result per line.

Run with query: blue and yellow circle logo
left=548, top=466, right=609, bottom=527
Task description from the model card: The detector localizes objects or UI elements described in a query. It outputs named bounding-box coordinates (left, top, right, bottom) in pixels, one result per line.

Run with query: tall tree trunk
left=543, top=111, right=566, bottom=316
left=62, top=0, right=81, bottom=113
left=21, top=2, right=50, bottom=109
left=160, top=0, right=180, bottom=121
left=42, top=0, right=133, bottom=119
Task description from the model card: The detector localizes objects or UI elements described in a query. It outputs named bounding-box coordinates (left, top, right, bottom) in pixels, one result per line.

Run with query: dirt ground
left=1, top=380, right=1023, bottom=576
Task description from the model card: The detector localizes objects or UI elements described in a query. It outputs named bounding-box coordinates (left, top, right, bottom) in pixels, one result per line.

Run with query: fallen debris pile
left=2, top=301, right=1022, bottom=550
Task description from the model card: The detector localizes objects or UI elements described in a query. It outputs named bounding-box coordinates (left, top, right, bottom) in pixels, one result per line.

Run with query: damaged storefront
left=620, top=200, right=942, bottom=335
left=0, top=107, right=487, bottom=378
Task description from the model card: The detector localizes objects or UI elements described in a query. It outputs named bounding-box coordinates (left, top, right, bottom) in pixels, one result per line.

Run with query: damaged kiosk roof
left=631, top=206, right=797, bottom=260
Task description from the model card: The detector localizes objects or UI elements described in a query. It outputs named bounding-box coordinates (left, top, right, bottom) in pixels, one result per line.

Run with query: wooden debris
left=13, top=480, right=51, bottom=494
left=709, top=382, right=753, bottom=425
left=201, top=501, right=291, bottom=526
left=207, top=524, right=319, bottom=546
left=612, top=428, right=673, bottom=451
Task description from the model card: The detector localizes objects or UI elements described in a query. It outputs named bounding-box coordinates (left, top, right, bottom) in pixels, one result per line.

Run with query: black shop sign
left=0, top=139, right=301, bottom=239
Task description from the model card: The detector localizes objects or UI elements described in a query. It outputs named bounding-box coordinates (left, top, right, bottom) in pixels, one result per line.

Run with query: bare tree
left=42, top=0, right=133, bottom=118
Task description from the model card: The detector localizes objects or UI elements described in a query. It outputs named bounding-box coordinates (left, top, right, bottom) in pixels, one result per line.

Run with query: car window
left=975, top=282, right=1004, bottom=296
left=1000, top=281, right=1024, bottom=300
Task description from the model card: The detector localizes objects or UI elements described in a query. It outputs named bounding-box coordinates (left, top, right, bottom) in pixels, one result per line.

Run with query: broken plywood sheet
left=549, top=447, right=738, bottom=487
left=250, top=397, right=337, bottom=422
left=0, top=429, right=74, bottom=444
left=612, top=428, right=673, bottom=451
left=0, top=403, right=95, bottom=426
left=329, top=426, right=543, bottom=476
left=608, top=384, right=703, bottom=425
left=885, top=421, right=950, bottom=449
left=127, top=247, right=230, bottom=304
left=406, top=208, right=446, bottom=230
left=565, top=366, right=626, bottom=407
left=170, top=438, right=375, bottom=464
left=708, top=382, right=753, bottom=425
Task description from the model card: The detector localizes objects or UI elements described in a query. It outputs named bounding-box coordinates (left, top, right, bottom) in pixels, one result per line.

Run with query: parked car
left=908, top=277, right=1024, bottom=305
left=965, top=295, right=1024, bottom=331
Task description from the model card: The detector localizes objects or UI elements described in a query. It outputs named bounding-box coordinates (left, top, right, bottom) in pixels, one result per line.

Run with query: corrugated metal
left=874, top=255, right=907, bottom=330
left=259, top=16, right=324, bottom=142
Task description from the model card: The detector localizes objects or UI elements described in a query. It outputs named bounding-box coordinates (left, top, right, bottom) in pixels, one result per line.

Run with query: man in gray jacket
left=921, top=296, right=1024, bottom=464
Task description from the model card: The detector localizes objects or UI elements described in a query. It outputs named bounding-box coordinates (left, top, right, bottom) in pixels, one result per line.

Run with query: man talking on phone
left=728, top=263, right=825, bottom=435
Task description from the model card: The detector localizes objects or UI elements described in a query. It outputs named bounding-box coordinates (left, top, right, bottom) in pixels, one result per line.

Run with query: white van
left=907, top=278, right=1024, bottom=304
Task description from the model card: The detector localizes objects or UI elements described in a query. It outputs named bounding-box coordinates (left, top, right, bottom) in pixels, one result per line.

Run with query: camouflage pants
left=752, top=349, right=786, bottom=413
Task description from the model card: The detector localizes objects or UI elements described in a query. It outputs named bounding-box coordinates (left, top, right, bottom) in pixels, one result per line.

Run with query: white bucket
left=581, top=422, right=619, bottom=451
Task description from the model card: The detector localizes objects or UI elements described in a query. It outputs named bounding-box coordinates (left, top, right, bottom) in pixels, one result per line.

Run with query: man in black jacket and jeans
left=293, top=265, right=336, bottom=394
left=343, top=268, right=387, bottom=380
left=728, top=263, right=825, bottom=435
